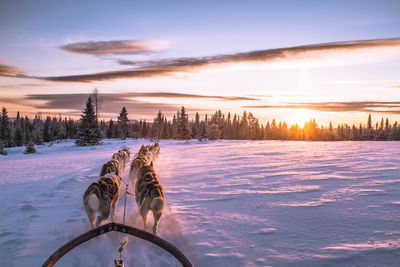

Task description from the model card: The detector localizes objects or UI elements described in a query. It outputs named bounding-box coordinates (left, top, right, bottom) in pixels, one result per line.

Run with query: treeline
left=1, top=102, right=400, bottom=150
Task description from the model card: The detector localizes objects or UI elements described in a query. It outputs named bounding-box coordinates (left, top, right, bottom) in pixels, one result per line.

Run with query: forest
left=1, top=95, right=400, bottom=152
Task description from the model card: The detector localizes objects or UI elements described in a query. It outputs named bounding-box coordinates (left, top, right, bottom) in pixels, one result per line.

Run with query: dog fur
left=137, top=143, right=160, bottom=163
left=149, top=143, right=160, bottom=162
left=135, top=162, right=165, bottom=234
left=83, top=173, right=122, bottom=228
left=129, top=153, right=151, bottom=187
left=112, top=148, right=131, bottom=170
left=99, top=159, right=122, bottom=177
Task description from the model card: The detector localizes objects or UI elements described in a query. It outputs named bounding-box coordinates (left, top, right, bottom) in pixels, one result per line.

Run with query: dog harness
left=98, top=177, right=118, bottom=200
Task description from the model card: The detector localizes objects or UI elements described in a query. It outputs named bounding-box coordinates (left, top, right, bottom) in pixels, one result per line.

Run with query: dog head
left=138, top=145, right=150, bottom=156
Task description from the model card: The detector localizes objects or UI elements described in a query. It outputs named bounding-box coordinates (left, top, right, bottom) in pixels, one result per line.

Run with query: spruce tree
left=43, top=116, right=52, bottom=142
left=151, top=110, right=163, bottom=139
left=0, top=140, right=7, bottom=155
left=0, top=107, right=12, bottom=147
left=14, top=111, right=23, bottom=146
left=32, top=115, right=44, bottom=145
left=118, top=107, right=129, bottom=140
left=140, top=120, right=148, bottom=138
left=75, top=96, right=102, bottom=146
left=177, top=106, right=190, bottom=140
left=24, top=138, right=36, bottom=154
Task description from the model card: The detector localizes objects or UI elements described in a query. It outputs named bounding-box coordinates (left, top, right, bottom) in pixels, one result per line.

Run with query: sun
left=289, top=109, right=313, bottom=127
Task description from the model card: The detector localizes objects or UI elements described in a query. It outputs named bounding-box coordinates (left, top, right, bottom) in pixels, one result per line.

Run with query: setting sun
left=288, top=109, right=313, bottom=127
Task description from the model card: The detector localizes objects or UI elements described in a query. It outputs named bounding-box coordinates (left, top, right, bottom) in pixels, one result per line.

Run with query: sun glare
left=289, top=109, right=313, bottom=127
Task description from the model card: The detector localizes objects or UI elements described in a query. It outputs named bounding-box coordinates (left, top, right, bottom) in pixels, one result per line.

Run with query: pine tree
left=363, top=114, right=373, bottom=140
left=43, top=116, right=52, bottom=142
left=24, top=138, right=36, bottom=154
left=140, top=120, right=148, bottom=138
left=0, top=140, right=7, bottom=155
left=161, top=118, right=170, bottom=139
left=14, top=111, right=23, bottom=146
left=23, top=116, right=31, bottom=145
left=118, top=107, right=129, bottom=140
left=270, top=119, right=277, bottom=139
left=389, top=121, right=399, bottom=140
left=151, top=110, right=163, bottom=139
left=0, top=107, right=12, bottom=147
left=32, top=114, right=44, bottom=145
left=177, top=107, right=190, bottom=140
left=240, top=111, right=249, bottom=140
left=327, top=122, right=335, bottom=141
left=75, top=96, right=102, bottom=146
left=191, top=112, right=200, bottom=139
left=281, top=122, right=288, bottom=140
left=206, top=124, right=221, bottom=140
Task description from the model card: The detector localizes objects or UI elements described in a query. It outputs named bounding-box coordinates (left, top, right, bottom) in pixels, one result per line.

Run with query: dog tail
left=88, top=193, right=100, bottom=211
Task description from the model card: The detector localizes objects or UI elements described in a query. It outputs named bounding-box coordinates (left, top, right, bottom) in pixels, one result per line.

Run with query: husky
left=112, top=148, right=131, bottom=170
left=149, top=142, right=160, bottom=162
left=129, top=152, right=151, bottom=187
left=135, top=163, right=165, bottom=234
left=100, top=159, right=121, bottom=177
left=137, top=143, right=160, bottom=163
left=83, top=173, right=122, bottom=228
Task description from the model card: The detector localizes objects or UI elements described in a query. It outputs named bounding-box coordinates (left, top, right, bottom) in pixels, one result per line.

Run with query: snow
left=1, top=140, right=400, bottom=266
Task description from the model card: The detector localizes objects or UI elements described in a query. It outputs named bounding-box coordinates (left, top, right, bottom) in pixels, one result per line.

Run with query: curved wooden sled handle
left=42, top=222, right=193, bottom=267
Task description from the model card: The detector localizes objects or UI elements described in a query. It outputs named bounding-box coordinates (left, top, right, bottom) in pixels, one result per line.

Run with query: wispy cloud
left=0, top=83, right=45, bottom=89
left=23, top=92, right=223, bottom=118
left=25, top=92, right=258, bottom=106
left=0, top=62, right=22, bottom=77
left=21, top=38, right=400, bottom=83
left=243, top=101, right=400, bottom=114
left=60, top=40, right=169, bottom=56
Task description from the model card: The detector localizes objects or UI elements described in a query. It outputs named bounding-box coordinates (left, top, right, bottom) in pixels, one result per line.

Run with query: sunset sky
left=1, top=0, right=400, bottom=126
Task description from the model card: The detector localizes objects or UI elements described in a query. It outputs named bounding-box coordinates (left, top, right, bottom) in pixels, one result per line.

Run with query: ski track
left=1, top=140, right=400, bottom=266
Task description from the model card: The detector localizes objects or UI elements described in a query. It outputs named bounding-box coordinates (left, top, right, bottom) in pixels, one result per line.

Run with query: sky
left=1, top=0, right=400, bottom=126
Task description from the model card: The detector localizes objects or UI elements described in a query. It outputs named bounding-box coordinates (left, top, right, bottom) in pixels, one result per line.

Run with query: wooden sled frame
left=42, top=222, right=193, bottom=267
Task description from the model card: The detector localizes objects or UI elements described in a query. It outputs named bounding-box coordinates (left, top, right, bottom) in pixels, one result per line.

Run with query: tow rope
left=115, top=178, right=147, bottom=266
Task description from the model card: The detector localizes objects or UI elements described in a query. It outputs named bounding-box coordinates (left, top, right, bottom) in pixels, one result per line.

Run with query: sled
left=42, top=222, right=193, bottom=267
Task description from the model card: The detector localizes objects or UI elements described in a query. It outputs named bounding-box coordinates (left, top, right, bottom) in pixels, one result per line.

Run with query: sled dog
left=99, top=159, right=121, bottom=177
left=149, top=142, right=160, bottom=162
left=112, top=148, right=131, bottom=170
left=129, top=152, right=151, bottom=187
left=135, top=162, right=165, bottom=234
left=137, top=143, right=160, bottom=163
left=83, top=173, right=122, bottom=228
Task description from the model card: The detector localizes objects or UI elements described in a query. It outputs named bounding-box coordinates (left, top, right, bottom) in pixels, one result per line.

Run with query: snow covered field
left=1, top=140, right=400, bottom=266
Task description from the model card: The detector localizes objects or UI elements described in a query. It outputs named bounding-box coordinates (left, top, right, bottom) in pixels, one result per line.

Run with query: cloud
left=60, top=40, right=168, bottom=56
left=23, top=37, right=400, bottom=82
left=243, top=101, right=400, bottom=114
left=25, top=92, right=258, bottom=104
left=0, top=83, right=45, bottom=89
left=0, top=63, right=22, bottom=77
left=21, top=92, right=222, bottom=119
left=20, top=92, right=257, bottom=118
left=121, top=37, right=400, bottom=67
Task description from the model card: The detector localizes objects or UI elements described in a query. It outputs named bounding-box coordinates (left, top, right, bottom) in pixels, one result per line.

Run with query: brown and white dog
left=83, top=173, right=122, bottom=228
left=112, top=147, right=131, bottom=171
left=129, top=150, right=151, bottom=187
left=135, top=162, right=165, bottom=234
left=149, top=142, right=160, bottom=162
left=100, top=159, right=122, bottom=177
left=138, top=143, right=160, bottom=163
